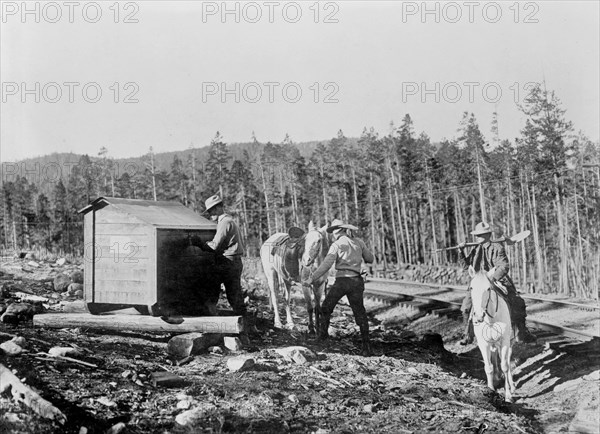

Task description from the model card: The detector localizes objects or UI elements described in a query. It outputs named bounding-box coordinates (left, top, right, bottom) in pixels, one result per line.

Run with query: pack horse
left=260, top=222, right=330, bottom=334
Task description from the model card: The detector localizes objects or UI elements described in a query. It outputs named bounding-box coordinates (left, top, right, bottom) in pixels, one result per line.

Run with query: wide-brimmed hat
left=471, top=222, right=492, bottom=235
left=204, top=194, right=223, bottom=212
left=327, top=219, right=359, bottom=233
left=288, top=226, right=305, bottom=239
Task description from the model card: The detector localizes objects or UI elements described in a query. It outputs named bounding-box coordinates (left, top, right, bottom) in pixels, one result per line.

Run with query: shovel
left=436, top=230, right=531, bottom=252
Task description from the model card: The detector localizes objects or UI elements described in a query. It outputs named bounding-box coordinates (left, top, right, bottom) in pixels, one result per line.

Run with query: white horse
left=469, top=265, right=516, bottom=403
left=260, top=221, right=330, bottom=333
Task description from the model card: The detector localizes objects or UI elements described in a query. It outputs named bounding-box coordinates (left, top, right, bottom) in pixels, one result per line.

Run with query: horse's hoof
left=308, top=329, right=316, bottom=336
left=274, top=322, right=284, bottom=329
left=284, top=324, right=296, bottom=331
left=505, top=396, right=514, bottom=403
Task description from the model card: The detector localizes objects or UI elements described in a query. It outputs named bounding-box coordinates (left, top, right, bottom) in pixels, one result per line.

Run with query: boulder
left=1, top=302, right=35, bottom=324
left=226, top=356, right=255, bottom=372
left=167, top=333, right=223, bottom=358
left=56, top=258, right=66, bottom=266
left=223, top=336, right=243, bottom=352
left=0, top=340, right=23, bottom=356
left=175, top=404, right=218, bottom=427
left=70, top=270, right=84, bottom=284
left=54, top=274, right=72, bottom=292
left=67, top=283, right=84, bottom=296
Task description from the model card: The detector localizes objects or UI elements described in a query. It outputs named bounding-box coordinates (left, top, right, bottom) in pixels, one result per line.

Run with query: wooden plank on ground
left=33, top=313, right=243, bottom=334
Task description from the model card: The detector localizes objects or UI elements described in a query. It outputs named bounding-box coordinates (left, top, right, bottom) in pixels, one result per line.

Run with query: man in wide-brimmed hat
left=458, top=222, right=535, bottom=344
left=199, top=193, right=247, bottom=317
left=302, top=219, right=374, bottom=356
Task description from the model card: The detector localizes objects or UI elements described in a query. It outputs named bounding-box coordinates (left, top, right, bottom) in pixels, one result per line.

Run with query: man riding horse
left=458, top=222, right=536, bottom=345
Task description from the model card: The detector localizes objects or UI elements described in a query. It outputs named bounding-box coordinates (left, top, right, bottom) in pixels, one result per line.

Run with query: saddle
left=270, top=227, right=306, bottom=284
left=486, top=275, right=518, bottom=326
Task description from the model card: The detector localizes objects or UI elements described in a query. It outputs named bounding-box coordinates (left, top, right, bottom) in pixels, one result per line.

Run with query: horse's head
left=469, top=265, right=497, bottom=324
left=301, top=221, right=330, bottom=268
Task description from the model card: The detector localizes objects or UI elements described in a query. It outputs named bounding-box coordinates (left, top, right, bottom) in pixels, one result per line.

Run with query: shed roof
left=78, top=197, right=217, bottom=229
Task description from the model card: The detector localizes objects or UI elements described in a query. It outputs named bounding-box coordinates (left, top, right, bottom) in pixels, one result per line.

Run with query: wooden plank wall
left=92, top=207, right=153, bottom=305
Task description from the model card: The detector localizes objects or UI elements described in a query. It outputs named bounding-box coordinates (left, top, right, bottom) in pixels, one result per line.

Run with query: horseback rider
left=458, top=222, right=536, bottom=345
left=302, top=219, right=374, bottom=356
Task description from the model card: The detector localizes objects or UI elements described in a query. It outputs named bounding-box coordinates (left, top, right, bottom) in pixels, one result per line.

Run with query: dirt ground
left=1, top=258, right=599, bottom=433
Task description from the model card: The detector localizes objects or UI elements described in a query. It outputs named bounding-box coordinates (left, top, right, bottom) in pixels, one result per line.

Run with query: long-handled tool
left=435, top=230, right=531, bottom=252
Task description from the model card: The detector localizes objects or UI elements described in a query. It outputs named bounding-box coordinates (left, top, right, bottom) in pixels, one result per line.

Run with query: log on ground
left=33, top=313, right=244, bottom=334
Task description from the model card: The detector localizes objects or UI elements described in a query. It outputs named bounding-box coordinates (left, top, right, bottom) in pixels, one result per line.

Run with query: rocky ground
left=0, top=256, right=598, bottom=434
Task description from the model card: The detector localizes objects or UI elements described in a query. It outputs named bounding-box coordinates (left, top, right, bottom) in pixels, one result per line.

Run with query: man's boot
left=460, top=311, right=474, bottom=345
left=360, top=326, right=372, bottom=357
left=516, top=321, right=536, bottom=343
left=318, top=313, right=330, bottom=341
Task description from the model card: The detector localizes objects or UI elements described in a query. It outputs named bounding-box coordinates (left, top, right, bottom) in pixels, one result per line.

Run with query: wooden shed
left=78, top=197, right=219, bottom=316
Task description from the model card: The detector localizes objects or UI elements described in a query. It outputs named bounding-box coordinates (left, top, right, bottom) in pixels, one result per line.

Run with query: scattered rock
left=67, top=283, right=84, bottom=296
left=54, top=274, right=72, bottom=292
left=48, top=346, right=81, bottom=358
left=208, top=346, right=223, bottom=355
left=96, top=396, right=116, bottom=407
left=121, top=370, right=132, bottom=378
left=0, top=340, right=24, bottom=356
left=11, top=336, right=26, bottom=347
left=70, top=270, right=84, bottom=284
left=177, top=400, right=192, bottom=410
left=275, top=346, right=318, bottom=364
left=27, top=261, right=40, bottom=268
left=226, top=356, right=255, bottom=372
left=223, top=336, right=243, bottom=352
left=363, top=403, right=374, bottom=413
left=150, top=371, right=186, bottom=388
left=56, top=258, right=66, bottom=266
left=167, top=333, right=223, bottom=358
left=175, top=404, right=218, bottom=427
left=61, top=300, right=87, bottom=313
left=1, top=302, right=35, bottom=324
left=106, top=422, right=126, bottom=434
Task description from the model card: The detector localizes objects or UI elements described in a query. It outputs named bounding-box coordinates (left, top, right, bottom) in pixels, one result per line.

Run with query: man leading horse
left=458, top=222, right=536, bottom=345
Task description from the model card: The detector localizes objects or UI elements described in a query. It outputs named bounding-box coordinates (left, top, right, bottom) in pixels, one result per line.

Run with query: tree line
left=1, top=84, right=598, bottom=298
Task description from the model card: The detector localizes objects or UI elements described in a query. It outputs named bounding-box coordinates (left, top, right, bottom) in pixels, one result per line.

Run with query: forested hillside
left=1, top=85, right=598, bottom=298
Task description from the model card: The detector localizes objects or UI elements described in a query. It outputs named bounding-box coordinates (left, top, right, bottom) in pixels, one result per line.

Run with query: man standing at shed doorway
left=200, top=193, right=247, bottom=317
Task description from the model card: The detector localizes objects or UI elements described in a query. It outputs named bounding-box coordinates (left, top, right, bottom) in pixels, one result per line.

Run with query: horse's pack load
left=78, top=197, right=219, bottom=316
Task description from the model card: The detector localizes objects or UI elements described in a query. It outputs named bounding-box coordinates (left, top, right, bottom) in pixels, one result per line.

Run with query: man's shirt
left=311, top=235, right=374, bottom=281
left=207, top=213, right=244, bottom=257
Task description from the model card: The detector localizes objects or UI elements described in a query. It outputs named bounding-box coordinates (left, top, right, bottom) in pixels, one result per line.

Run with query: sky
left=1, top=0, right=598, bottom=162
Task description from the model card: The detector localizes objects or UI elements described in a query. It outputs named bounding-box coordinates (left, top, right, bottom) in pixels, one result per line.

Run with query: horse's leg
left=313, top=281, right=324, bottom=337
left=502, top=340, right=515, bottom=402
left=284, top=280, right=295, bottom=330
left=266, top=268, right=283, bottom=329
left=302, top=285, right=315, bottom=335
left=475, top=328, right=495, bottom=391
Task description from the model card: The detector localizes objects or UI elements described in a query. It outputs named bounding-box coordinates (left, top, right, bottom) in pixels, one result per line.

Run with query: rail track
left=363, top=278, right=600, bottom=343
